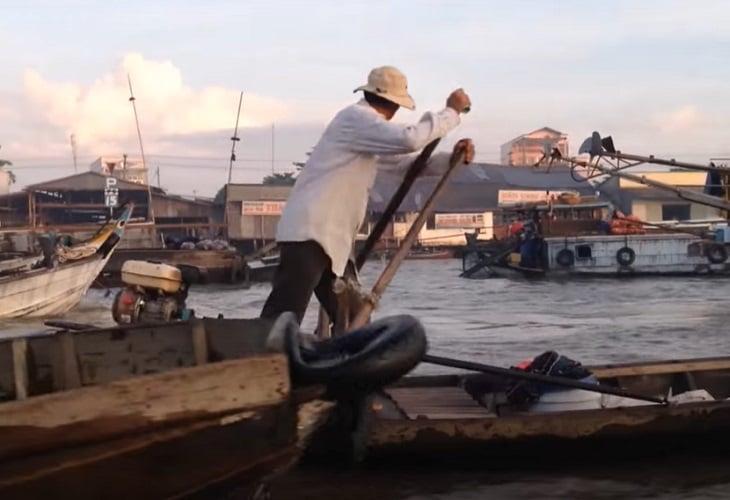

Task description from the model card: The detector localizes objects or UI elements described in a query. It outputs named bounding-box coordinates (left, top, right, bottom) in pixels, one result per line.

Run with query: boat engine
left=111, top=260, right=196, bottom=324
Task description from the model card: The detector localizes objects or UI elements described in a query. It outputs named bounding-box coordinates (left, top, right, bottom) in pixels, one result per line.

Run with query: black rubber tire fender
left=274, top=312, right=427, bottom=394
left=616, top=247, right=636, bottom=267
left=555, top=248, right=574, bottom=267
left=705, top=243, right=728, bottom=264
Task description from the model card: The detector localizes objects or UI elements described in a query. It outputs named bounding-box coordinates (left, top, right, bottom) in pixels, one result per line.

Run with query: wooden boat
left=0, top=204, right=134, bottom=318
left=0, top=299, right=429, bottom=499
left=0, top=316, right=332, bottom=500
left=96, top=247, right=246, bottom=287
left=405, top=249, right=453, bottom=260
left=461, top=200, right=730, bottom=280
left=305, top=355, right=730, bottom=467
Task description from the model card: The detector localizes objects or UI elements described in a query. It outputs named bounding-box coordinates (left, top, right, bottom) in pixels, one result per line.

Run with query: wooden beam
left=0, top=354, right=291, bottom=460
left=191, top=321, right=209, bottom=365
left=11, top=339, right=28, bottom=400
left=592, top=359, right=730, bottom=379
left=56, top=332, right=82, bottom=390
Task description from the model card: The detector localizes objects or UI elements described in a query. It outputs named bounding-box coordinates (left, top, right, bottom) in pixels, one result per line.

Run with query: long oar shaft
left=423, top=354, right=667, bottom=405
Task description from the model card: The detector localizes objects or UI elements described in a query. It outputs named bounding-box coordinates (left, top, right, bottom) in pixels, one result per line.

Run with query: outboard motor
left=111, top=260, right=196, bottom=324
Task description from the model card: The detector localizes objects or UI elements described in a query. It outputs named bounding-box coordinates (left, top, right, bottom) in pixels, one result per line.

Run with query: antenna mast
left=127, top=74, right=155, bottom=223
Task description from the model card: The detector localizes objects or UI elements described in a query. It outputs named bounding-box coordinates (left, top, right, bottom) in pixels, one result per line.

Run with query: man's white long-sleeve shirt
left=275, top=99, right=461, bottom=277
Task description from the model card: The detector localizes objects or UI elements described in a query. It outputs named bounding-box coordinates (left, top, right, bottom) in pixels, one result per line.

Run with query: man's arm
left=376, top=139, right=476, bottom=176
left=345, top=108, right=461, bottom=156
left=375, top=150, right=453, bottom=177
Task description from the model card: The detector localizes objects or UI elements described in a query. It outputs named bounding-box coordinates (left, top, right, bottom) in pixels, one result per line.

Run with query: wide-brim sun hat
left=354, top=65, right=416, bottom=110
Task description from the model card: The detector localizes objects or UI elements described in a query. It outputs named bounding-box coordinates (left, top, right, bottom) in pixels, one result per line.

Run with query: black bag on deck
left=505, top=350, right=594, bottom=408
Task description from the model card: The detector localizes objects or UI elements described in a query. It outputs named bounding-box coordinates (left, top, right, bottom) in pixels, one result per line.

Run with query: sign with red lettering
left=241, top=201, right=285, bottom=215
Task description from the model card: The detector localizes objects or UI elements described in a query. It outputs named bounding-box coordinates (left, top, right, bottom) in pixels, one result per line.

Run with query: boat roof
left=501, top=201, right=613, bottom=212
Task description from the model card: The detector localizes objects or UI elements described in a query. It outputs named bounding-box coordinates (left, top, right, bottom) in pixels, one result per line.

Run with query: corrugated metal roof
left=369, top=163, right=596, bottom=213
left=25, top=171, right=164, bottom=193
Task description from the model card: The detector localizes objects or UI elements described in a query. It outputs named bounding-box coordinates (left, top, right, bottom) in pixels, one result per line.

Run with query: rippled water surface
left=4, top=259, right=730, bottom=499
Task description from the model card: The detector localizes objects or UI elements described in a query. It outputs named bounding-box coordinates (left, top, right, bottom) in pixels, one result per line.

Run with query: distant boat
left=0, top=203, right=134, bottom=318
left=405, top=249, right=453, bottom=260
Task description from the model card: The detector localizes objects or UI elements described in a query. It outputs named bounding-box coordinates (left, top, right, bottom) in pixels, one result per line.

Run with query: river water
left=4, top=259, right=730, bottom=499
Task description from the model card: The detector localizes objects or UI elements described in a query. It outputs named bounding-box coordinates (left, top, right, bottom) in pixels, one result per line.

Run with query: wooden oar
left=423, top=354, right=668, bottom=405
left=348, top=150, right=466, bottom=331
left=355, top=104, right=471, bottom=270
left=355, top=138, right=442, bottom=270
left=243, top=240, right=277, bottom=262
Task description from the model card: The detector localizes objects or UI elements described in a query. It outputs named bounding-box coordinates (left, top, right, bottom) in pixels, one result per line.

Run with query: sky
left=1, top=0, right=730, bottom=196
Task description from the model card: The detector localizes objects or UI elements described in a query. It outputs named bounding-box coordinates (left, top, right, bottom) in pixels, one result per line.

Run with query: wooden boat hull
left=0, top=317, right=329, bottom=499
left=305, top=356, right=730, bottom=468
left=0, top=403, right=299, bottom=500
left=0, top=205, right=132, bottom=318
left=0, top=256, right=108, bottom=318
left=96, top=248, right=246, bottom=287
left=405, top=250, right=453, bottom=260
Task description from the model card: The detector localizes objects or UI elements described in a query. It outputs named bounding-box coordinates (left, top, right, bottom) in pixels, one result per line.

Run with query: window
left=575, top=244, right=593, bottom=260
left=687, top=242, right=703, bottom=257
left=661, top=204, right=691, bottom=221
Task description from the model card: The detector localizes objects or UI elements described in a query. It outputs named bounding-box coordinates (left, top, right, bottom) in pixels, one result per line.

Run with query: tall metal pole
left=271, top=123, right=275, bottom=174
left=224, top=91, right=244, bottom=239
left=70, top=134, right=78, bottom=173
left=227, top=91, right=244, bottom=185
left=127, top=74, right=155, bottom=222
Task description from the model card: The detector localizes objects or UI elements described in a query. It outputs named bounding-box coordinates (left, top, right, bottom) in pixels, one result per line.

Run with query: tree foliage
left=262, top=171, right=297, bottom=186
left=261, top=150, right=312, bottom=186
left=0, top=145, right=16, bottom=184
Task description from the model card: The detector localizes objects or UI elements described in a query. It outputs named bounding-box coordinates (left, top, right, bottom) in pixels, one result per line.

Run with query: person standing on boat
left=260, top=66, right=474, bottom=325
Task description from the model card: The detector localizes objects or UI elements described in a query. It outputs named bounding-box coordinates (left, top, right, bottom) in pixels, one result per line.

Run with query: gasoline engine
left=111, top=260, right=195, bottom=324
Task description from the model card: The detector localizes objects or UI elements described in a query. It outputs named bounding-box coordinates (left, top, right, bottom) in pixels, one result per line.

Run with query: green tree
left=261, top=150, right=312, bottom=186
left=214, top=185, right=226, bottom=205
left=262, top=172, right=297, bottom=186
left=0, top=145, right=16, bottom=184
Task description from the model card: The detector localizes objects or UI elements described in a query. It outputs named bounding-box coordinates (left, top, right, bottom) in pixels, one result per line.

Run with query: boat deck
left=383, top=387, right=493, bottom=420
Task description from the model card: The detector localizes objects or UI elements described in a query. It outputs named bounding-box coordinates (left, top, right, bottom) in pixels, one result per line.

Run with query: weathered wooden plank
left=73, top=324, right=197, bottom=385
left=0, top=405, right=298, bottom=499
left=0, top=342, right=15, bottom=400
left=56, top=332, right=81, bottom=390
left=385, top=387, right=491, bottom=420
left=11, top=339, right=28, bottom=400
left=191, top=321, right=209, bottom=365
left=0, top=354, right=291, bottom=460
left=592, top=359, right=730, bottom=379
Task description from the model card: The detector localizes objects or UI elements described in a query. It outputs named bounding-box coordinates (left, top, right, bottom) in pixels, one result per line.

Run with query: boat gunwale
left=390, top=355, right=730, bottom=389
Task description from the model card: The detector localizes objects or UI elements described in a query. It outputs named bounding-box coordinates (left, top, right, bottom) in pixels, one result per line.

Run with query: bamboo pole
left=348, top=150, right=466, bottom=332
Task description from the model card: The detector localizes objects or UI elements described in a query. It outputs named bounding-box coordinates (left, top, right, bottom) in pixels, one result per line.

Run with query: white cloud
left=20, top=53, right=289, bottom=153
left=653, top=105, right=701, bottom=134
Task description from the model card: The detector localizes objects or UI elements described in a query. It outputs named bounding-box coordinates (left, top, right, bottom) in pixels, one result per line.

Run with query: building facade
left=500, top=127, right=569, bottom=166
left=615, top=171, right=721, bottom=221
left=90, top=155, right=149, bottom=185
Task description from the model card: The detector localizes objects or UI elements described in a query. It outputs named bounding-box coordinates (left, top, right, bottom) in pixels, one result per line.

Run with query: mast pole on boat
left=223, top=91, right=244, bottom=240
left=126, top=74, right=155, bottom=225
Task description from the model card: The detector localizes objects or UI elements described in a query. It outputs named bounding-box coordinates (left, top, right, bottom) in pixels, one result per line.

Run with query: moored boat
left=405, top=249, right=453, bottom=260
left=0, top=203, right=134, bottom=318
left=305, top=355, right=730, bottom=467
left=0, top=298, right=428, bottom=499
left=460, top=199, right=730, bottom=279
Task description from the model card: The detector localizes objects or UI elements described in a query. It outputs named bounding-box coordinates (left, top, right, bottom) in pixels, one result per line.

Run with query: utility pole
left=70, top=134, right=78, bottom=173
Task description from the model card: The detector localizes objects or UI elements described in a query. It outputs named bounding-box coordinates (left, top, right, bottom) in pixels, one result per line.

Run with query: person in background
left=260, top=65, right=474, bottom=326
